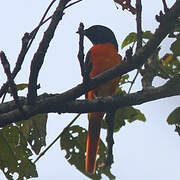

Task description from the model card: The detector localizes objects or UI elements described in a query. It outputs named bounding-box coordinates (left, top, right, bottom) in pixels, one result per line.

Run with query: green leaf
left=121, top=32, right=137, bottom=49
left=0, top=125, right=38, bottom=179
left=17, top=114, right=48, bottom=154
left=142, top=31, right=153, bottom=39
left=7, top=83, right=28, bottom=95
left=60, top=125, right=115, bottom=179
left=16, top=83, right=28, bottom=91
left=159, top=53, right=180, bottom=78
left=121, top=31, right=153, bottom=49
left=126, top=107, right=146, bottom=123
left=102, top=107, right=146, bottom=132
left=167, top=107, right=180, bottom=125
left=119, top=74, right=130, bottom=85
left=0, top=114, right=47, bottom=179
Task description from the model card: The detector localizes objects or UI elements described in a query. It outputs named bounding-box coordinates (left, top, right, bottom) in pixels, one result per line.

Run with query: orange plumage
left=81, top=25, right=121, bottom=174
left=85, top=43, right=121, bottom=173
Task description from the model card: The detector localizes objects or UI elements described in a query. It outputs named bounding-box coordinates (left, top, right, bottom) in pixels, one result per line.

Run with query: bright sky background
left=0, top=0, right=180, bottom=180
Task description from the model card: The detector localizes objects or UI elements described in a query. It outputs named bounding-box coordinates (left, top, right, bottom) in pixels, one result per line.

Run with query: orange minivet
left=82, top=25, right=122, bottom=174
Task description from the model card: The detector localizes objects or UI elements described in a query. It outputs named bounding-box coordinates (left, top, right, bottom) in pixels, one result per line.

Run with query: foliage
left=121, top=31, right=153, bottom=49
left=60, top=125, right=115, bottom=179
left=7, top=83, right=28, bottom=96
left=0, top=114, right=47, bottom=179
left=158, top=54, right=180, bottom=78
left=0, top=125, right=37, bottom=179
left=167, top=107, right=180, bottom=136
left=102, top=106, right=146, bottom=132
left=121, top=28, right=180, bottom=80
left=119, top=74, right=130, bottom=86
left=167, top=107, right=180, bottom=125
left=17, top=114, right=47, bottom=155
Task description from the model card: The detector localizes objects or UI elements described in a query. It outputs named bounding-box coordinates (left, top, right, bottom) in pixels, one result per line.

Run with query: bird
left=82, top=25, right=122, bottom=174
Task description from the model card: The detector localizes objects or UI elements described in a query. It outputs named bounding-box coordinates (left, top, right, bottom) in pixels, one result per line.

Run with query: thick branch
left=27, top=0, right=70, bottom=104
left=0, top=75, right=180, bottom=127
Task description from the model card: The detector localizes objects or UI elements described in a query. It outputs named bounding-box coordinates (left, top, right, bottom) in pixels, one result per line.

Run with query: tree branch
left=77, top=22, right=85, bottom=79
left=0, top=33, right=31, bottom=99
left=0, top=0, right=57, bottom=100
left=0, top=52, right=25, bottom=115
left=136, top=0, right=142, bottom=51
left=0, top=74, right=180, bottom=127
left=27, top=0, right=70, bottom=104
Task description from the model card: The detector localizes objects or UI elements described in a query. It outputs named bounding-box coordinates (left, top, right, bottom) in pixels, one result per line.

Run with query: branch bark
left=136, top=0, right=142, bottom=51
left=0, top=74, right=180, bottom=127
left=0, top=33, right=31, bottom=99
left=0, top=52, right=24, bottom=114
left=27, top=0, right=70, bottom=104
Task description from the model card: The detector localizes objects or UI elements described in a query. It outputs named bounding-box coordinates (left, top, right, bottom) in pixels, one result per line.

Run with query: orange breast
left=88, top=43, right=121, bottom=99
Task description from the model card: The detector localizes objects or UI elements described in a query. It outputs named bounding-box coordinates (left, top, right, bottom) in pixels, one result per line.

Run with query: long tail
left=85, top=112, right=104, bottom=174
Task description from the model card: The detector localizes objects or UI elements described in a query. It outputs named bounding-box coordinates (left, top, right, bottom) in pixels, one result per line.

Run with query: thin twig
left=34, top=113, right=81, bottom=163
left=135, top=0, right=143, bottom=91
left=13, top=33, right=32, bottom=79
left=0, top=33, right=31, bottom=99
left=27, top=0, right=57, bottom=51
left=1, top=93, right=6, bottom=103
left=31, top=16, right=53, bottom=34
left=0, top=52, right=25, bottom=115
left=162, top=0, right=169, bottom=13
left=128, top=70, right=139, bottom=93
left=28, top=0, right=82, bottom=41
left=65, top=0, right=82, bottom=9
left=105, top=111, right=115, bottom=167
left=0, top=1, right=57, bottom=100
left=136, top=0, right=143, bottom=51
left=77, top=23, right=85, bottom=80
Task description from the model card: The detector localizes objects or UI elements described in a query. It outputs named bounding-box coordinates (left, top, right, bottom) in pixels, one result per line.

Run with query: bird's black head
left=83, top=25, right=118, bottom=51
